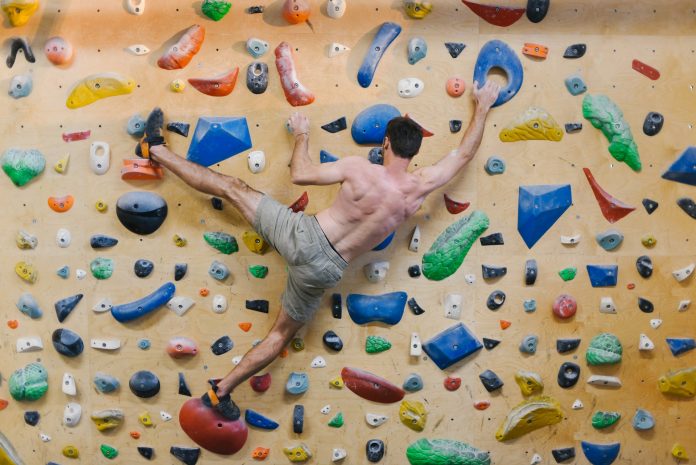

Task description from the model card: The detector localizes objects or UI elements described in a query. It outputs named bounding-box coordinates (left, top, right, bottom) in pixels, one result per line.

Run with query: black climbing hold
left=211, top=197, right=223, bottom=210
left=480, top=232, right=504, bottom=245
left=449, top=120, right=462, bottom=133
left=178, top=372, right=191, bottom=396
left=24, top=410, right=40, bottom=426
left=90, top=234, right=118, bottom=249
left=6, top=37, right=35, bottom=68
left=134, top=259, right=154, bottom=278
left=129, top=370, right=161, bottom=398
left=407, top=297, right=426, bottom=315
left=563, top=43, right=586, bottom=58
left=246, top=299, right=269, bottom=313
left=638, top=297, right=654, bottom=313
left=482, top=337, right=500, bottom=350
left=174, top=263, right=188, bottom=281
left=486, top=290, right=506, bottom=310
left=323, top=330, right=344, bottom=351
left=556, top=338, right=581, bottom=353
left=211, top=335, right=234, bottom=355
left=331, top=293, right=342, bottom=319
left=368, top=147, right=384, bottom=165
left=366, top=439, right=385, bottom=463
left=557, top=361, right=580, bottom=388
left=293, top=404, right=304, bottom=434
left=321, top=116, right=347, bottom=133
left=525, top=259, right=538, bottom=285
left=552, top=447, right=576, bottom=463
left=116, top=191, right=168, bottom=235
left=166, top=122, right=190, bottom=137
left=170, top=446, right=200, bottom=465
left=247, top=5, right=264, bottom=13
left=444, top=42, right=466, bottom=58
left=677, top=197, right=696, bottom=219
left=642, top=111, right=663, bottom=136
left=564, top=122, right=583, bottom=133
left=636, top=255, right=653, bottom=278
left=408, top=265, right=421, bottom=277
left=246, top=61, right=269, bottom=94
left=642, top=198, right=658, bottom=214
left=138, top=446, right=155, bottom=460
left=52, top=328, right=84, bottom=357
left=479, top=369, right=504, bottom=392
left=55, top=293, right=83, bottom=323
left=482, top=264, right=507, bottom=279
left=526, top=0, right=549, bottom=23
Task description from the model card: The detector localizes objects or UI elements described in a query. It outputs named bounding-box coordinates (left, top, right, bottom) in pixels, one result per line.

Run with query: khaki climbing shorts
left=253, top=195, right=348, bottom=323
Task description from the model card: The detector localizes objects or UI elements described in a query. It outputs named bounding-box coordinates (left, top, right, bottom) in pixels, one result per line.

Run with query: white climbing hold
left=365, top=413, right=388, bottom=426
left=56, top=228, right=72, bottom=248
left=167, top=296, right=195, bottom=316
left=75, top=269, right=87, bottom=280
left=409, top=225, right=421, bottom=252
left=650, top=319, right=662, bottom=329
left=16, top=336, right=43, bottom=353
left=560, top=234, right=581, bottom=245
left=571, top=399, right=584, bottom=410
left=39, top=433, right=51, bottom=442
left=92, top=298, right=112, bottom=313
left=62, top=372, right=77, bottom=396
left=465, top=274, right=476, bottom=284
left=397, top=78, right=425, bottom=98
left=410, top=332, right=422, bottom=356
left=212, top=294, right=227, bottom=314
left=587, top=375, right=622, bottom=387
left=363, top=260, right=389, bottom=283
left=126, top=44, right=150, bottom=55
left=332, top=448, right=347, bottom=462
left=639, top=333, right=655, bottom=351
left=311, top=356, right=327, bottom=368
left=530, top=453, right=542, bottom=465
left=320, top=405, right=331, bottom=415
left=444, top=293, right=462, bottom=320
left=678, top=300, right=691, bottom=312
left=232, top=355, right=243, bottom=365
left=247, top=150, right=266, bottom=174
left=90, top=141, right=111, bottom=175
left=126, top=0, right=145, bottom=15
left=327, top=42, right=350, bottom=57
left=673, top=263, right=695, bottom=282
left=599, top=297, right=616, bottom=314
left=160, top=411, right=172, bottom=421
left=90, top=338, right=121, bottom=350
left=63, top=402, right=82, bottom=427
left=326, top=0, right=346, bottom=19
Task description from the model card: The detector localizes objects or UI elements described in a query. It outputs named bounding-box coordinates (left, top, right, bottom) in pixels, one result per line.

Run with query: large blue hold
left=666, top=338, right=696, bottom=356
left=357, top=22, right=402, bottom=88
left=423, top=323, right=483, bottom=370
left=187, top=117, right=252, bottom=167
left=662, top=146, right=696, bottom=186
left=351, top=104, right=401, bottom=144
left=473, top=40, right=523, bottom=107
left=586, top=265, right=618, bottom=287
left=581, top=441, right=620, bottom=465
left=111, top=282, right=176, bottom=323
left=517, top=185, right=572, bottom=248
left=347, top=291, right=407, bottom=325
left=244, top=409, right=279, bottom=430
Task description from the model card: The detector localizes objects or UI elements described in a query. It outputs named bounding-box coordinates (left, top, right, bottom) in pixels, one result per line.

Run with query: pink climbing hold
left=275, top=42, right=315, bottom=107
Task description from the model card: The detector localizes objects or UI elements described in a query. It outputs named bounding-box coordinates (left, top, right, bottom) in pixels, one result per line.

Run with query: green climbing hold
left=1, top=148, right=46, bottom=187
left=9, top=362, right=49, bottom=401
left=366, top=335, right=392, bottom=353
left=100, top=444, right=119, bottom=459
left=90, top=257, right=114, bottom=280
left=328, top=412, right=344, bottom=428
left=582, top=94, right=641, bottom=171
left=423, top=211, right=489, bottom=281
left=586, top=333, right=623, bottom=366
left=406, top=438, right=491, bottom=465
left=203, top=231, right=239, bottom=254
left=558, top=267, right=577, bottom=281
left=202, top=0, right=231, bottom=20
left=249, top=265, right=268, bottom=278
left=591, top=411, right=621, bottom=429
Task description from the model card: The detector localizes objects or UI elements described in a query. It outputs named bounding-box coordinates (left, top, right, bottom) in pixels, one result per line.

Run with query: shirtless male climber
left=139, top=79, right=500, bottom=419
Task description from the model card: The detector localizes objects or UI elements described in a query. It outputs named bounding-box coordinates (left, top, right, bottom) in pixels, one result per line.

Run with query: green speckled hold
left=586, top=333, right=622, bottom=365
left=366, top=335, right=392, bottom=353
left=9, top=362, right=48, bottom=401
left=249, top=265, right=268, bottom=278
left=1, top=148, right=46, bottom=187
left=90, top=257, right=114, bottom=280
left=423, top=211, right=489, bottom=281
left=202, top=0, right=231, bottom=20
left=591, top=411, right=621, bottom=429
left=100, top=444, right=119, bottom=459
left=582, top=94, right=641, bottom=171
left=406, top=438, right=491, bottom=465
left=558, top=266, right=577, bottom=281
left=203, top=231, right=238, bottom=254
left=328, top=412, right=344, bottom=428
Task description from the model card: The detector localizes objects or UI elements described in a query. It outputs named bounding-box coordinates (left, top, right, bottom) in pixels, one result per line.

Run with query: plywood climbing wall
left=2, top=0, right=696, bottom=464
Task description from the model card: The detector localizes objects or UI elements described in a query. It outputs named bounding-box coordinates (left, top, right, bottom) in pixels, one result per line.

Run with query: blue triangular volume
left=662, top=146, right=696, bottom=186
left=586, top=264, right=618, bottom=287
left=581, top=441, right=620, bottom=465
left=666, top=338, right=696, bottom=356
left=320, top=149, right=339, bottom=163
left=517, top=184, right=572, bottom=248
left=186, top=117, right=252, bottom=167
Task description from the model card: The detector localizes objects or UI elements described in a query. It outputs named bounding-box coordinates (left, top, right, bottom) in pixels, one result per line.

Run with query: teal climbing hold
left=408, top=37, right=427, bottom=65
left=422, top=323, right=483, bottom=370
left=519, top=334, right=538, bottom=354
left=564, top=73, right=587, bottom=96
left=186, top=116, right=252, bottom=167
left=351, top=104, right=401, bottom=144
left=320, top=149, right=339, bottom=163
left=286, top=372, right=309, bottom=395
left=666, top=338, right=696, bottom=356
left=402, top=373, right=424, bottom=392
left=632, top=408, right=654, bottom=430
left=127, top=114, right=146, bottom=136
left=596, top=229, right=623, bottom=251
left=517, top=185, right=572, bottom=248
left=473, top=40, right=523, bottom=107
left=347, top=292, right=407, bottom=325
left=581, top=441, right=620, bottom=465
left=586, top=264, right=618, bottom=287
left=56, top=265, right=70, bottom=279
left=662, top=146, right=696, bottom=186
left=94, top=372, right=120, bottom=393
left=523, top=299, right=537, bottom=313
left=484, top=156, right=505, bottom=175
left=17, top=293, right=42, bottom=319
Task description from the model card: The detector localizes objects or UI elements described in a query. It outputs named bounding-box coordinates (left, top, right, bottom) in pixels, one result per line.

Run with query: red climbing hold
left=275, top=42, right=315, bottom=107
left=474, top=400, right=490, bottom=410
left=341, top=367, right=405, bottom=404
left=62, top=130, right=91, bottom=142
left=289, top=191, right=309, bottom=212
left=179, top=398, right=248, bottom=455
left=444, top=194, right=470, bottom=214
left=188, top=68, right=240, bottom=97
left=461, top=0, right=525, bottom=27
left=627, top=283, right=635, bottom=290
left=583, top=168, right=636, bottom=223
left=632, top=59, right=660, bottom=80
left=404, top=114, right=434, bottom=137
left=0, top=399, right=8, bottom=411
left=444, top=376, right=462, bottom=391
left=552, top=294, right=577, bottom=319
left=250, top=373, right=271, bottom=393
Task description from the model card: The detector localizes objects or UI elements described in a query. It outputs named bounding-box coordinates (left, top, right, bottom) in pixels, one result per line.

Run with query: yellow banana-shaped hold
left=66, top=72, right=136, bottom=109
left=499, top=106, right=564, bottom=142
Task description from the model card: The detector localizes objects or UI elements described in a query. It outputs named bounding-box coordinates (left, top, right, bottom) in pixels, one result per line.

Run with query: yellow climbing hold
left=496, top=395, right=563, bottom=441
left=329, top=376, right=344, bottom=389
left=95, top=200, right=107, bottom=212
left=54, top=154, right=70, bottom=174
left=62, top=445, right=79, bottom=458
left=243, top=231, right=268, bottom=254
left=283, top=443, right=312, bottom=462
left=15, top=261, right=37, bottom=284
left=91, top=410, right=124, bottom=431
left=658, top=367, right=696, bottom=397
left=15, top=231, right=36, bottom=249
left=404, top=1, right=432, bottom=19
left=399, top=400, right=427, bottom=432
left=514, top=370, right=544, bottom=396
left=170, top=79, right=186, bottom=93
left=138, top=411, right=153, bottom=426
left=499, top=106, right=564, bottom=142
left=641, top=234, right=656, bottom=248
left=672, top=443, right=688, bottom=460
left=1, top=0, right=39, bottom=27
left=173, top=234, right=187, bottom=247
left=66, top=72, right=136, bottom=109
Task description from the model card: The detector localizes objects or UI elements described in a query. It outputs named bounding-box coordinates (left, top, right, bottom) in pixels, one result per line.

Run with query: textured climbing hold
left=342, top=367, right=405, bottom=403
left=90, top=258, right=114, bottom=280
left=1, top=0, right=39, bottom=26
left=91, top=409, right=124, bottom=431
left=89, top=141, right=110, bottom=175
left=586, top=264, right=618, bottom=287
left=398, top=78, right=424, bottom=98
left=189, top=68, right=239, bottom=97
left=351, top=104, right=401, bottom=145
left=327, top=42, right=350, bottom=58
left=366, top=413, right=388, bottom=427
left=7, top=37, right=35, bottom=68
left=672, top=263, right=694, bottom=282
left=330, top=376, right=344, bottom=389
left=480, top=232, right=504, bottom=246
left=9, top=362, right=48, bottom=401
left=586, top=333, right=622, bottom=365
left=473, top=40, right=523, bottom=107
left=407, top=439, right=490, bottom=465
left=328, top=412, right=343, bottom=428
left=564, top=73, right=587, bottom=96
left=346, top=292, right=406, bottom=325
left=553, top=294, right=577, bottom=319
left=518, top=184, right=572, bottom=248
left=403, top=373, right=424, bottom=392
left=187, top=116, right=252, bottom=166
left=519, top=334, right=539, bottom=354
left=246, top=299, right=269, bottom=313
left=275, top=41, right=314, bottom=106
left=486, top=290, right=506, bottom=310
left=286, top=372, right=309, bottom=395
left=557, top=362, right=580, bottom=388
left=523, top=299, right=537, bottom=313
left=515, top=370, right=544, bottom=396
left=400, top=400, right=427, bottom=432
left=479, top=369, right=504, bottom=392
left=16, top=230, right=37, bottom=250
left=284, top=444, right=312, bottom=463
left=116, top=191, right=168, bottom=235
left=366, top=335, right=391, bottom=353
left=666, top=338, right=696, bottom=356
left=408, top=265, right=421, bottom=277
left=596, top=229, right=623, bottom=251
left=404, top=1, right=432, bottom=18
left=565, top=122, right=583, bottom=134
left=245, top=409, right=279, bottom=430
left=462, top=0, right=524, bottom=26
left=659, top=367, right=696, bottom=397
left=650, top=318, right=662, bottom=329
left=500, top=107, right=563, bottom=142
left=496, top=396, right=563, bottom=441
left=592, top=411, right=621, bottom=429
left=111, top=282, right=176, bottom=322
left=8, top=73, right=32, bottom=99
left=522, top=42, right=548, bottom=59
left=581, top=442, right=620, bottom=465
left=158, top=24, right=205, bottom=69
left=208, top=260, right=230, bottom=281
left=63, top=402, right=82, bottom=427
left=204, top=231, right=238, bottom=255
left=201, top=0, right=231, bottom=20
left=66, top=73, right=135, bottom=109
left=128, top=371, right=160, bottom=398
left=2, top=148, right=45, bottom=187
left=170, top=446, right=201, bottom=465
left=177, top=372, right=191, bottom=396
left=558, top=267, right=577, bottom=281
left=168, top=296, right=195, bottom=317
left=365, top=440, right=385, bottom=463
left=639, top=334, right=655, bottom=351
left=357, top=22, right=401, bottom=88
left=572, top=399, right=584, bottom=410
left=672, top=444, right=689, bottom=460
left=15, top=336, right=42, bottom=352
left=310, top=356, right=326, bottom=368
left=320, top=149, right=339, bottom=163
left=484, top=156, right=506, bottom=175
left=243, top=63, right=269, bottom=96
left=583, top=95, right=641, bottom=171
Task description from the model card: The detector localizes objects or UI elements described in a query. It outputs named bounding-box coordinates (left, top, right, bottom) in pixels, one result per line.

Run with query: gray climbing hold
left=484, top=156, right=505, bottom=175
left=564, top=73, right=587, bottom=96
left=94, top=372, right=120, bottom=393
left=174, top=263, right=188, bottom=281
left=17, top=293, right=42, bottom=319
left=642, top=198, right=658, bottom=214
left=563, top=43, right=586, bottom=58
left=178, top=372, right=191, bottom=396
left=486, top=290, right=506, bottom=310
left=479, top=369, right=503, bottom=392
left=557, top=362, right=580, bottom=388
left=57, top=265, right=70, bottom=279
left=246, top=62, right=268, bottom=94
left=211, top=335, right=234, bottom=355
left=445, top=42, right=466, bottom=58
left=556, top=338, right=581, bottom=353
left=565, top=122, right=582, bottom=133
left=523, top=299, right=537, bottom=313
left=127, top=114, right=146, bottom=137
left=642, top=112, right=663, bottom=136
left=552, top=447, right=576, bottom=463
left=632, top=408, right=654, bottom=430
left=480, top=232, right=504, bottom=245
left=293, top=405, right=304, bottom=433
left=407, top=297, right=425, bottom=315
left=638, top=297, right=654, bottom=313
left=595, top=229, right=623, bottom=251
left=366, top=439, right=385, bottom=463
left=134, top=259, right=154, bottom=278
left=208, top=260, right=229, bottom=281
left=55, top=294, right=83, bottom=323
left=482, top=264, right=506, bottom=279
left=403, top=373, right=424, bottom=392
left=8, top=73, right=32, bottom=99
left=285, top=372, right=309, bottom=395
left=519, top=334, right=538, bottom=354
left=677, top=197, right=696, bottom=219
left=368, top=147, right=384, bottom=165
left=137, top=338, right=151, bottom=350
left=407, top=37, right=427, bottom=65
left=24, top=410, right=40, bottom=426
left=525, top=259, right=538, bottom=285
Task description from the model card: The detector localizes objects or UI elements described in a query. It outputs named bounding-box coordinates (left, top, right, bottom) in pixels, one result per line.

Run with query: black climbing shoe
left=200, top=382, right=240, bottom=421
left=136, top=107, right=166, bottom=158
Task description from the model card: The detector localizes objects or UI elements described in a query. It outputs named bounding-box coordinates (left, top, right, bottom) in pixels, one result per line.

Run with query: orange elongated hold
left=121, top=159, right=164, bottom=180
left=157, top=24, right=205, bottom=70
left=282, top=0, right=310, bottom=24
left=275, top=42, right=315, bottom=107
left=188, top=67, right=239, bottom=97
left=48, top=194, right=74, bottom=212
left=522, top=43, right=548, bottom=59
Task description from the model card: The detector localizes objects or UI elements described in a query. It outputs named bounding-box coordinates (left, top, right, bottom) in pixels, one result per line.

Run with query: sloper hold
left=662, top=146, right=696, bottom=186
left=66, top=73, right=136, bottom=109
left=473, top=40, right=523, bottom=107
left=666, top=338, right=696, bottom=356
left=321, top=116, right=347, bottom=133
left=517, top=184, right=572, bottom=248
left=187, top=117, right=252, bottom=166
left=245, top=409, right=279, bottom=430
left=406, top=439, right=491, bottom=465
left=444, top=42, right=466, bottom=58
left=250, top=373, right=271, bottom=392
left=111, top=282, right=176, bottom=322
left=351, top=104, right=401, bottom=144
left=462, top=0, right=524, bottom=26
left=563, top=43, right=586, bottom=58
left=500, top=107, right=563, bottom=142
left=564, top=74, right=587, bottom=95
left=592, top=411, right=620, bottom=429
left=55, top=294, right=83, bottom=323
left=275, top=42, right=315, bottom=106
left=346, top=292, right=407, bottom=325
left=643, top=111, right=663, bottom=136
left=357, top=22, right=402, bottom=88
left=423, top=323, right=482, bottom=370
left=583, top=168, right=635, bottom=222
left=158, top=24, right=205, bottom=70
left=342, top=367, right=405, bottom=403
left=129, top=370, right=160, bottom=398
left=596, top=229, right=623, bottom=250
left=179, top=398, right=247, bottom=455
left=496, top=396, right=563, bottom=441
left=116, top=191, right=168, bottom=235
left=170, top=446, right=201, bottom=465
left=586, top=264, right=618, bottom=287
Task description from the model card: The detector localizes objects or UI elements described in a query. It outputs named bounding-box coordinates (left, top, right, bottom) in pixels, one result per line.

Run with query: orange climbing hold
left=238, top=322, right=252, bottom=332
left=0, top=399, right=8, bottom=411
left=474, top=400, right=491, bottom=410
left=48, top=195, right=74, bottom=213
left=446, top=77, right=466, bottom=97
left=252, top=447, right=270, bottom=460
left=289, top=191, right=309, bottom=212
left=500, top=320, right=512, bottom=329
left=444, top=193, right=470, bottom=214
left=282, top=0, right=310, bottom=24
left=157, top=24, right=206, bottom=70
left=522, top=43, right=548, bottom=59
left=7, top=320, right=19, bottom=329
left=199, top=288, right=210, bottom=297
left=280, top=348, right=289, bottom=358
left=627, top=283, right=635, bottom=290
left=405, top=114, right=434, bottom=137
left=188, top=67, right=240, bottom=97
left=121, top=159, right=164, bottom=180
left=130, top=431, right=141, bottom=439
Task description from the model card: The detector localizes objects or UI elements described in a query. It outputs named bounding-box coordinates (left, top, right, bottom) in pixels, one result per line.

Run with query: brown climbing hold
left=252, top=447, right=270, bottom=460
left=48, top=195, right=74, bottom=213
left=446, top=77, right=466, bottom=97
left=188, top=68, right=239, bottom=97
left=289, top=191, right=309, bottom=212
left=583, top=168, right=635, bottom=223
left=444, top=193, right=470, bottom=214
left=522, top=43, right=548, bottom=59
left=282, top=0, right=310, bottom=24
left=632, top=59, right=660, bottom=80
left=157, top=24, right=205, bottom=70
left=474, top=400, right=490, bottom=410
left=179, top=398, right=248, bottom=455
left=500, top=320, right=512, bottom=329
left=238, top=322, right=252, bottom=332
left=444, top=376, right=461, bottom=391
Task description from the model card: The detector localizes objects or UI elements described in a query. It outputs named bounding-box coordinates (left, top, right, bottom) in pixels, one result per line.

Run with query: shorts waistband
left=310, top=216, right=348, bottom=270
